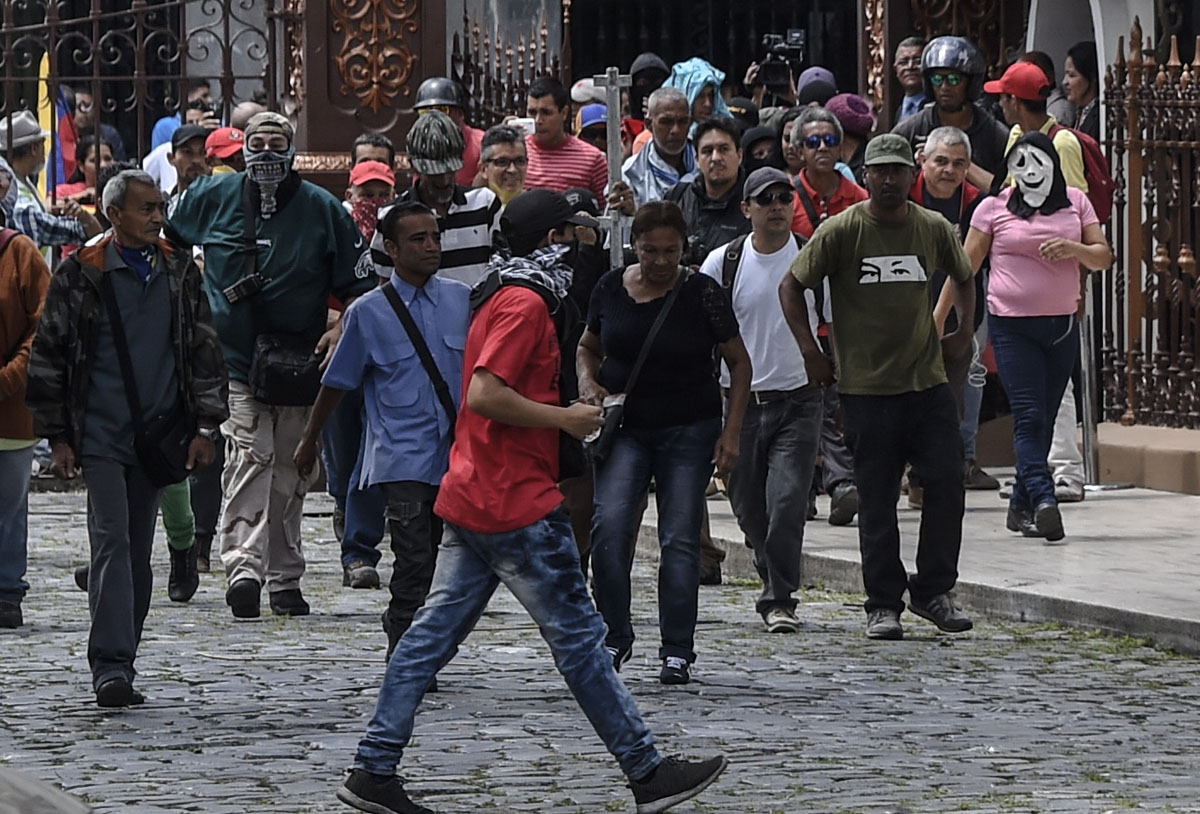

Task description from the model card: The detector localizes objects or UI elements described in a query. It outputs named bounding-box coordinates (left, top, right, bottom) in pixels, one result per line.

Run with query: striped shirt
left=369, top=184, right=501, bottom=286
left=523, top=134, right=608, bottom=205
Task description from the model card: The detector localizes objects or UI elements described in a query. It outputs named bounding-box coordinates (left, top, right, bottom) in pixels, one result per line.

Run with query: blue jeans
left=322, top=385, right=365, bottom=509
left=591, top=418, right=721, bottom=663
left=989, top=313, right=1079, bottom=511
left=354, top=510, right=660, bottom=781
left=0, top=446, right=33, bottom=605
left=340, top=450, right=387, bottom=568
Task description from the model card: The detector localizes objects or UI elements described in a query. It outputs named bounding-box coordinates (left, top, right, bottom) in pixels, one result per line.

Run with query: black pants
left=840, top=384, right=964, bottom=613
left=82, top=456, right=163, bottom=690
left=380, top=481, right=441, bottom=652
left=189, top=427, right=224, bottom=541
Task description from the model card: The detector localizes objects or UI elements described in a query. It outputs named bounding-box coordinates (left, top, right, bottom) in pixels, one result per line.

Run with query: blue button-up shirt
left=897, top=92, right=925, bottom=123
left=322, top=273, right=470, bottom=488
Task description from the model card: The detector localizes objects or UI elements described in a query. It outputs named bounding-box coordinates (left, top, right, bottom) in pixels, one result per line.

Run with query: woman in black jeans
left=577, top=201, right=751, bottom=686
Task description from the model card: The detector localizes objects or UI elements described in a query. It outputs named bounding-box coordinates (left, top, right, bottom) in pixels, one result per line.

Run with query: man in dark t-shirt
left=336, top=190, right=727, bottom=814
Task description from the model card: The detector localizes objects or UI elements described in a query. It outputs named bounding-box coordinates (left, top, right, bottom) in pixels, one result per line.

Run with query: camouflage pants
left=218, top=380, right=317, bottom=592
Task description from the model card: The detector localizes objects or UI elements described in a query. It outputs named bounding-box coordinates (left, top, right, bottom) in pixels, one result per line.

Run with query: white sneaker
left=763, top=607, right=800, bottom=634
left=1054, top=479, right=1085, bottom=502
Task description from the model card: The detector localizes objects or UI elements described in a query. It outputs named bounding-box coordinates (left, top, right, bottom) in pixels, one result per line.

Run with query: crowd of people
left=0, top=32, right=1112, bottom=814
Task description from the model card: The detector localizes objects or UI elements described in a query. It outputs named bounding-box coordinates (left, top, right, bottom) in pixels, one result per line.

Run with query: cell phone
left=511, top=117, right=536, bottom=137
left=223, top=272, right=267, bottom=304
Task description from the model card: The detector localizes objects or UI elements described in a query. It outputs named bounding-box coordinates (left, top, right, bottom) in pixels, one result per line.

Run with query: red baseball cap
left=205, top=127, right=245, bottom=159
left=983, top=61, right=1051, bottom=101
left=349, top=160, right=396, bottom=188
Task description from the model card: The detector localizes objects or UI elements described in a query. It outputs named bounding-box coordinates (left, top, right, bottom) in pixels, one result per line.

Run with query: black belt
left=724, top=386, right=810, bottom=405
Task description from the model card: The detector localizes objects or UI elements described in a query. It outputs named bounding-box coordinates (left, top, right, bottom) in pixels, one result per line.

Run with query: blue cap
left=580, top=104, right=607, bottom=130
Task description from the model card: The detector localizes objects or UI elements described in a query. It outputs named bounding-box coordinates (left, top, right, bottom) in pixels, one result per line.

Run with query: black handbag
left=99, top=274, right=194, bottom=488
left=586, top=269, right=686, bottom=464
left=239, top=179, right=322, bottom=406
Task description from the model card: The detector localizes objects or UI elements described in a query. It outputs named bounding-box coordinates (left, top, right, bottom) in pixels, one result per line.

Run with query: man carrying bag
left=26, top=169, right=228, bottom=707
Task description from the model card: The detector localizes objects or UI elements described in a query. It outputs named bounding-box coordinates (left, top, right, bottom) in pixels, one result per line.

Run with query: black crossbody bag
left=240, top=181, right=323, bottom=406
left=587, top=269, right=686, bottom=464
left=99, top=273, right=194, bottom=487
left=380, top=283, right=458, bottom=435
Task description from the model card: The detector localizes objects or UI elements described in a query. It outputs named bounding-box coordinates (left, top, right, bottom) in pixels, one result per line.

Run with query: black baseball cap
left=501, top=188, right=599, bottom=243
left=562, top=187, right=601, bottom=217
left=171, top=124, right=211, bottom=152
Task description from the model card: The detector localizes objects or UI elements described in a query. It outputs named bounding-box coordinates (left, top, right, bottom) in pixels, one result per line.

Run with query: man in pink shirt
left=523, top=76, right=608, bottom=205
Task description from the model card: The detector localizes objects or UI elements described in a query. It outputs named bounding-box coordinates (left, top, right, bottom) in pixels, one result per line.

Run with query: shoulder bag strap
left=381, top=282, right=458, bottom=433
left=623, top=268, right=686, bottom=396
left=98, top=273, right=145, bottom=425
left=793, top=177, right=823, bottom=232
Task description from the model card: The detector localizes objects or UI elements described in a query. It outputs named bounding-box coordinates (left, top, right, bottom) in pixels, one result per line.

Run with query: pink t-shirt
left=971, top=186, right=1098, bottom=317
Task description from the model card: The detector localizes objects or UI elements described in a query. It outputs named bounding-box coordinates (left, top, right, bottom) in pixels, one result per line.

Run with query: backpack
left=719, top=232, right=825, bottom=323
left=1048, top=123, right=1115, bottom=224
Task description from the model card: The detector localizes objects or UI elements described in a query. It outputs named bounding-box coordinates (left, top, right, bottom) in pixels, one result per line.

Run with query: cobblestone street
left=4, top=491, right=1200, bottom=813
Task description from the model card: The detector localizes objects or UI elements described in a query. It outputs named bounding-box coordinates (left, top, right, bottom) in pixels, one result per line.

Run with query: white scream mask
left=1008, top=143, right=1054, bottom=208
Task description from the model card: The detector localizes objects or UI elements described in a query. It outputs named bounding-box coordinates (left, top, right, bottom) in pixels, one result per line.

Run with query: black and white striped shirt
left=369, top=184, right=501, bottom=286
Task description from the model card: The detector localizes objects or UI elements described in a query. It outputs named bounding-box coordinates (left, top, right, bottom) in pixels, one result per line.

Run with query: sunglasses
left=751, top=191, right=794, bottom=206
left=929, top=72, right=964, bottom=87
left=803, top=133, right=842, bottom=150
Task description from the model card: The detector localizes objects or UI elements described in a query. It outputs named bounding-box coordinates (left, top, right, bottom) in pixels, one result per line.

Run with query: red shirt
left=458, top=124, right=485, bottom=186
left=435, top=287, right=564, bottom=533
left=790, top=170, right=869, bottom=238
left=523, top=133, right=609, bottom=205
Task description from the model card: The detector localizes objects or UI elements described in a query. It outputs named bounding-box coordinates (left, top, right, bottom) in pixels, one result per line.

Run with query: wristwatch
left=197, top=426, right=219, bottom=442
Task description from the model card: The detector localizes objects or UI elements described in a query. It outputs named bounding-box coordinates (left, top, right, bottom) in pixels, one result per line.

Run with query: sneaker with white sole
left=659, top=656, right=690, bottom=685
left=336, top=769, right=433, bottom=814
left=630, top=755, right=728, bottom=814
left=763, top=607, right=800, bottom=634
left=607, top=645, right=632, bottom=672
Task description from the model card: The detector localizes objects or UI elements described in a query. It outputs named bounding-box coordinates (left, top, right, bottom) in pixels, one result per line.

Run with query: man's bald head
left=231, top=101, right=267, bottom=131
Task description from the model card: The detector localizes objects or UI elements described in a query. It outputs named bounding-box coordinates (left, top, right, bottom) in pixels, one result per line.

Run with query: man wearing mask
left=165, top=112, right=373, bottom=619
left=629, top=52, right=670, bottom=123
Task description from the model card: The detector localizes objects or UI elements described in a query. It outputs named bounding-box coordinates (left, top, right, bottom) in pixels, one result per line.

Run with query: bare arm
left=931, top=278, right=953, bottom=337
left=293, top=385, right=348, bottom=479
left=963, top=226, right=992, bottom=275
left=965, top=163, right=994, bottom=192
left=468, top=368, right=603, bottom=440
left=575, top=328, right=610, bottom=406
left=779, top=273, right=833, bottom=386
left=714, top=335, right=751, bottom=480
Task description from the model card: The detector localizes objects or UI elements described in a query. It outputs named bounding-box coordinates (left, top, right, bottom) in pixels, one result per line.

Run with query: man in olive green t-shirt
left=779, top=133, right=976, bottom=641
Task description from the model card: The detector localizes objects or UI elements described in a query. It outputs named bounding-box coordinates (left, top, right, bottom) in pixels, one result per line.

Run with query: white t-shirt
left=142, top=142, right=176, bottom=193
left=700, top=235, right=830, bottom=391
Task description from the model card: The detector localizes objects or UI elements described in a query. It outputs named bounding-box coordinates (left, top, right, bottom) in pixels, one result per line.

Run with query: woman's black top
left=586, top=267, right=739, bottom=429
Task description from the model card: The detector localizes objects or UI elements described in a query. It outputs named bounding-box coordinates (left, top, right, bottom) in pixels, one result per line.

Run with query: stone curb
left=637, top=524, right=1200, bottom=655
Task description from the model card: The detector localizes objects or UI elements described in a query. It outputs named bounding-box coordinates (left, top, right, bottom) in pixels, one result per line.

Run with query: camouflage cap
left=406, top=110, right=465, bottom=175
left=244, top=111, right=294, bottom=145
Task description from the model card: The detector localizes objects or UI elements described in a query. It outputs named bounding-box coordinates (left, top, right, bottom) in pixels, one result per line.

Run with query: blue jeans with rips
left=591, top=418, right=721, bottom=663
left=353, top=509, right=661, bottom=781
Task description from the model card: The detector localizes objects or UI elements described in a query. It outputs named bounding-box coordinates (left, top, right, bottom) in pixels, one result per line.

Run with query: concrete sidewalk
left=640, top=468, right=1200, bottom=654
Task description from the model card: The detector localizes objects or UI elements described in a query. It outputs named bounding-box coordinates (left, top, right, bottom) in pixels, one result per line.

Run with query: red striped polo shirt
left=523, top=133, right=609, bottom=205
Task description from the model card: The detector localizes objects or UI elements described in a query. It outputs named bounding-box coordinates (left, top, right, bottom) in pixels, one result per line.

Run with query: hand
left=575, top=216, right=598, bottom=246
left=293, top=436, right=318, bottom=480
left=315, top=323, right=343, bottom=371
left=1039, top=237, right=1078, bottom=262
left=802, top=349, right=835, bottom=387
left=941, top=329, right=973, bottom=363
left=560, top=401, right=604, bottom=440
left=713, top=430, right=739, bottom=481
left=49, top=441, right=77, bottom=479
left=743, top=61, right=761, bottom=88
left=577, top=377, right=611, bottom=407
left=608, top=181, right=636, bottom=216
left=186, top=436, right=216, bottom=470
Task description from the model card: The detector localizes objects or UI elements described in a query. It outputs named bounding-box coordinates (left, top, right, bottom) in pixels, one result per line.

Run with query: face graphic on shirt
left=1008, top=143, right=1054, bottom=208
left=859, top=254, right=928, bottom=284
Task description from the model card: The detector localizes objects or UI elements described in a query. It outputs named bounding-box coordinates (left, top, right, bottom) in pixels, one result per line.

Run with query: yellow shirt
left=1004, top=116, right=1089, bottom=193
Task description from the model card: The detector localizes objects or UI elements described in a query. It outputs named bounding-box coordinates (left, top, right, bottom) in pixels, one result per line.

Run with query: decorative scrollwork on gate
left=329, top=0, right=420, bottom=114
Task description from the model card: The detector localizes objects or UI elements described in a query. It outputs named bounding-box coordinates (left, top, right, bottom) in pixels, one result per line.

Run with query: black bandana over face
left=1003, top=130, right=1070, bottom=219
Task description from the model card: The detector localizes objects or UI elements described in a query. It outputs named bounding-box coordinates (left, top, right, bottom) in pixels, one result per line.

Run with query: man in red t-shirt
left=337, top=190, right=727, bottom=814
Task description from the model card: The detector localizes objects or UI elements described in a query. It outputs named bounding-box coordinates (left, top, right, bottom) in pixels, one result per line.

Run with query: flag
left=36, top=53, right=78, bottom=199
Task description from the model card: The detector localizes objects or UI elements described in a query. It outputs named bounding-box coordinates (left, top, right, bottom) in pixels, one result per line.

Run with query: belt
left=724, top=386, right=810, bottom=405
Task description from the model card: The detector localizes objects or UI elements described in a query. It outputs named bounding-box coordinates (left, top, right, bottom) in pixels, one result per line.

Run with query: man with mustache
left=780, top=134, right=975, bottom=642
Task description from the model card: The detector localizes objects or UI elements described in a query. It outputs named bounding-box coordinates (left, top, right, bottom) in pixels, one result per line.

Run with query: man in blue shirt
left=894, top=37, right=927, bottom=123
left=294, top=201, right=469, bottom=661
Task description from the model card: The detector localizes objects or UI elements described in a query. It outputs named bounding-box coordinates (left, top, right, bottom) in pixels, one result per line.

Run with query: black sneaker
left=269, top=588, right=311, bottom=616
left=1034, top=501, right=1066, bottom=544
left=226, top=578, right=261, bottom=619
left=95, top=676, right=145, bottom=708
left=1005, top=506, right=1041, bottom=537
left=343, top=562, right=381, bottom=589
left=631, top=755, right=728, bottom=814
left=908, top=593, right=973, bottom=633
left=168, top=545, right=199, bottom=603
left=607, top=645, right=632, bottom=672
left=74, top=564, right=89, bottom=592
left=336, top=769, right=433, bottom=814
left=659, top=656, right=690, bottom=685
left=0, top=600, right=22, bottom=629
left=865, top=608, right=903, bottom=640
left=828, top=484, right=858, bottom=526
left=195, top=533, right=213, bottom=573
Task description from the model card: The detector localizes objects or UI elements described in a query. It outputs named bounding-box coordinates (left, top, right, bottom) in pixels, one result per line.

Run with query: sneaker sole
left=635, top=756, right=728, bottom=814
left=765, top=620, right=800, bottom=634
left=907, top=603, right=974, bottom=633
left=866, top=624, right=903, bottom=640
left=336, top=786, right=414, bottom=814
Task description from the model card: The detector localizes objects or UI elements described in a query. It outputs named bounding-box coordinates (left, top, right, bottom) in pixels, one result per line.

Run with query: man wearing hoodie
left=665, top=117, right=750, bottom=267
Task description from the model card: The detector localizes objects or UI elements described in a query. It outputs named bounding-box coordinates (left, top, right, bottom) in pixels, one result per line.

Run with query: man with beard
left=781, top=134, right=975, bottom=641
left=165, top=112, right=373, bottom=619
left=894, top=37, right=927, bottom=122
left=613, top=87, right=695, bottom=212
left=665, top=117, right=750, bottom=267
left=166, top=124, right=212, bottom=216
left=891, top=36, right=1008, bottom=191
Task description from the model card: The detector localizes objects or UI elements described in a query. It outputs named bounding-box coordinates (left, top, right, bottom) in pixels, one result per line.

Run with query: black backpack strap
left=624, top=269, right=686, bottom=396
left=793, top=177, right=823, bottom=233
left=720, top=234, right=749, bottom=290
left=98, top=273, right=145, bottom=425
left=381, top=283, right=458, bottom=434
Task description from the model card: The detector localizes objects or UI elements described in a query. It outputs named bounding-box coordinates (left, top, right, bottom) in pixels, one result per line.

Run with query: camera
left=223, top=272, right=268, bottom=304
left=759, top=29, right=807, bottom=93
